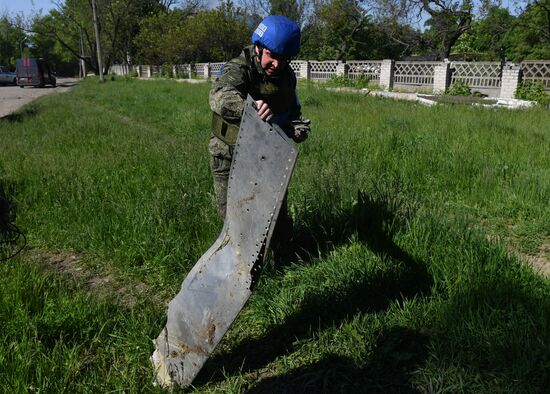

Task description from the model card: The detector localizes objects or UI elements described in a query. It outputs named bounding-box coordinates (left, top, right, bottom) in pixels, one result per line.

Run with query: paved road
left=0, top=78, right=79, bottom=118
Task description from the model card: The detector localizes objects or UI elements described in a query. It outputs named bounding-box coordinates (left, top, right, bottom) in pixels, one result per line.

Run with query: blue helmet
left=251, top=15, right=301, bottom=57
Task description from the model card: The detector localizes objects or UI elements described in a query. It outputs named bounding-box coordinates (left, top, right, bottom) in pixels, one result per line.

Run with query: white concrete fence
left=110, top=59, right=550, bottom=99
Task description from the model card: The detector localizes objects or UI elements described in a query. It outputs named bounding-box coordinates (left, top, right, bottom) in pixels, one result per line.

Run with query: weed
left=446, top=80, right=472, bottom=96
left=515, top=80, right=550, bottom=106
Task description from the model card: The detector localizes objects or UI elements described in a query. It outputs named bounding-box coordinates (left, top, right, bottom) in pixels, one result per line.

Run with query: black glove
left=289, top=118, right=310, bottom=142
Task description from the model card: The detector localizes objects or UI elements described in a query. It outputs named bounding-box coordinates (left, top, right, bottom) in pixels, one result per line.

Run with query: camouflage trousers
left=208, top=135, right=294, bottom=262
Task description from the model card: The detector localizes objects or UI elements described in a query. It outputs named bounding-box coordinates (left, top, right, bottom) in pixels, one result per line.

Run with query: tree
left=133, top=9, right=189, bottom=64
left=464, top=5, right=515, bottom=60
left=133, top=3, right=250, bottom=64
left=420, top=0, right=475, bottom=59
left=506, top=0, right=550, bottom=61
left=30, top=0, right=166, bottom=75
left=0, top=14, right=27, bottom=68
left=183, top=6, right=251, bottom=62
left=300, top=0, right=371, bottom=60
left=29, top=14, right=79, bottom=75
left=373, top=0, right=507, bottom=59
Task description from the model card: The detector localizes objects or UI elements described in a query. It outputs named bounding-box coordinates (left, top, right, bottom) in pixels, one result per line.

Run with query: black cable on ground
left=0, top=195, right=27, bottom=262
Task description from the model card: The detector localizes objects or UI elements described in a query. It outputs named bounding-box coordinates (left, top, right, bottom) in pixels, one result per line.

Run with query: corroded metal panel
left=152, top=95, right=298, bottom=387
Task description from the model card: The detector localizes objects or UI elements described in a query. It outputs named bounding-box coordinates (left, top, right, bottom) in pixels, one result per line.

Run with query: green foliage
left=421, top=0, right=474, bottom=59
left=2, top=56, right=550, bottom=393
left=325, top=74, right=371, bottom=89
left=446, top=80, right=472, bottom=96
left=133, top=5, right=249, bottom=65
left=468, top=6, right=515, bottom=61
left=130, top=67, right=138, bottom=78
left=269, top=0, right=302, bottom=23
left=162, top=63, right=173, bottom=78
left=515, top=80, right=550, bottom=106
left=0, top=15, right=26, bottom=68
left=506, top=0, right=550, bottom=62
left=31, top=0, right=163, bottom=75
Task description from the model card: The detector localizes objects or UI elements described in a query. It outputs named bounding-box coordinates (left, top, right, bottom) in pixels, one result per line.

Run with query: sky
left=0, top=0, right=55, bottom=17
left=0, top=0, right=520, bottom=20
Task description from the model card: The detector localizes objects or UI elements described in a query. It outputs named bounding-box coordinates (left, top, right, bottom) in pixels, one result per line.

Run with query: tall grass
left=0, top=77, right=549, bottom=392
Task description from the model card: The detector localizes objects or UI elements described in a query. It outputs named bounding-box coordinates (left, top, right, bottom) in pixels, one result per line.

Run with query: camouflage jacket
left=209, top=45, right=302, bottom=131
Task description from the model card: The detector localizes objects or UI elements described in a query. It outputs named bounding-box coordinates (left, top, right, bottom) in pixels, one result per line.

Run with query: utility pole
left=91, top=0, right=104, bottom=82
left=79, top=27, right=86, bottom=78
left=75, top=0, right=86, bottom=78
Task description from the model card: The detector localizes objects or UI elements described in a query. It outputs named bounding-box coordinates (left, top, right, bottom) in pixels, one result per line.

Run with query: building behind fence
left=110, top=59, right=550, bottom=99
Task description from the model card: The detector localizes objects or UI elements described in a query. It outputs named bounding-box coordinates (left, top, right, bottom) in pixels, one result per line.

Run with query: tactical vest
left=212, top=46, right=296, bottom=146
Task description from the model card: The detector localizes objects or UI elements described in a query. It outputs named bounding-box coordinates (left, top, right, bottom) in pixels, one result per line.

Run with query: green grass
left=1, top=76, right=550, bottom=392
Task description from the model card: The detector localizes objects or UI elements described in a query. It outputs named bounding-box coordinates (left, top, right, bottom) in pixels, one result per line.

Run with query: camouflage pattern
left=208, top=136, right=232, bottom=218
left=208, top=45, right=306, bottom=260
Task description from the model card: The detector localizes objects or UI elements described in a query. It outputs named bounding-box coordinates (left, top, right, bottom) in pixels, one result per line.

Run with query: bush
left=162, top=63, right=174, bottom=79
left=326, top=75, right=371, bottom=89
left=130, top=68, right=138, bottom=78
left=515, top=80, right=550, bottom=106
left=446, top=81, right=471, bottom=96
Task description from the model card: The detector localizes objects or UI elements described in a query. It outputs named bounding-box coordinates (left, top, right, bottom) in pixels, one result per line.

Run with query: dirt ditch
left=25, top=248, right=167, bottom=308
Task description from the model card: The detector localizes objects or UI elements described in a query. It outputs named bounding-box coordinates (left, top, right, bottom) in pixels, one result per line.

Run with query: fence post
left=500, top=63, right=522, bottom=99
left=204, top=63, right=211, bottom=79
left=299, top=61, right=311, bottom=80
left=336, top=61, right=348, bottom=77
left=379, top=59, right=394, bottom=91
left=147, top=65, right=152, bottom=78
left=433, top=59, right=451, bottom=93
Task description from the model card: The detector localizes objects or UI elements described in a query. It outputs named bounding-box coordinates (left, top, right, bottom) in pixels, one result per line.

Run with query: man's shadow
left=195, top=188, right=433, bottom=386
left=291, top=188, right=419, bottom=266
left=246, top=326, right=429, bottom=393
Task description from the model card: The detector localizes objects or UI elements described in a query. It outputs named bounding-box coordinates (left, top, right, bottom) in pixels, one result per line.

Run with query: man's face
left=256, top=46, right=289, bottom=76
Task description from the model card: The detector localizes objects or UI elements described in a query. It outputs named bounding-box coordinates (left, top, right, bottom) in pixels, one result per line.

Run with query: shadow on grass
left=195, top=188, right=432, bottom=386
left=0, top=105, right=39, bottom=123
left=246, top=326, right=429, bottom=393
left=0, top=179, right=26, bottom=261
left=289, top=188, right=418, bottom=267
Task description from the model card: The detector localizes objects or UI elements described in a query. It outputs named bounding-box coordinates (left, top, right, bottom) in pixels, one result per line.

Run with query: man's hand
left=289, top=118, right=310, bottom=143
left=255, top=100, right=273, bottom=122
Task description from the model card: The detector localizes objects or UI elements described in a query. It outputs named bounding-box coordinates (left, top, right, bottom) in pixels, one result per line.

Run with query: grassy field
left=1, top=77, right=549, bottom=392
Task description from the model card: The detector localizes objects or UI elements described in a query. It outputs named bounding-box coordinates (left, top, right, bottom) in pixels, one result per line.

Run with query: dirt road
left=0, top=78, right=79, bottom=118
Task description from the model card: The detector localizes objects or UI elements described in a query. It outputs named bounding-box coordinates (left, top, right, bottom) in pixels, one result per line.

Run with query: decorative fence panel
left=394, top=61, right=437, bottom=86
left=136, top=65, right=147, bottom=78
left=451, top=61, right=501, bottom=89
left=110, top=64, right=130, bottom=76
left=520, top=61, right=550, bottom=91
left=174, top=64, right=191, bottom=78
left=347, top=60, right=382, bottom=84
left=150, top=65, right=162, bottom=78
left=210, top=62, right=224, bottom=77
left=310, top=61, right=339, bottom=81
left=114, top=59, right=550, bottom=99
left=194, top=63, right=206, bottom=78
left=289, top=61, right=302, bottom=78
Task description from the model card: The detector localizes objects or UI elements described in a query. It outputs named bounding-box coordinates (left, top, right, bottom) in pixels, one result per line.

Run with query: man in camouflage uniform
left=208, top=15, right=310, bottom=262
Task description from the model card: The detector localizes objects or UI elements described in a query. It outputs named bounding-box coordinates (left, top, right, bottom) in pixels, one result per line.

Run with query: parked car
left=16, top=58, right=56, bottom=88
left=0, top=66, right=16, bottom=85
